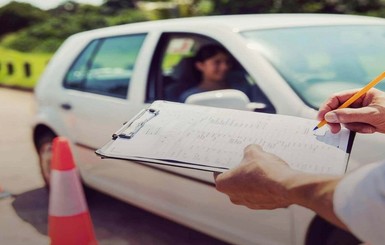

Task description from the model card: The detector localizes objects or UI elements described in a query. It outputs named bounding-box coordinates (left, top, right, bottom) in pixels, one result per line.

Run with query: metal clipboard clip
left=112, top=108, right=159, bottom=140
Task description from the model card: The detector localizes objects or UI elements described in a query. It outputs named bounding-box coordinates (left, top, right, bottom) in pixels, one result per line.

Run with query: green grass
left=0, top=46, right=52, bottom=89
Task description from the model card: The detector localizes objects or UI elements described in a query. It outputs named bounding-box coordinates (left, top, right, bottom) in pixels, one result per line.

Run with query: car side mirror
left=185, top=89, right=251, bottom=110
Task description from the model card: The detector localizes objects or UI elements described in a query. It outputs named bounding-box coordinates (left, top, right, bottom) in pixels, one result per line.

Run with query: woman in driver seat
left=179, top=44, right=232, bottom=102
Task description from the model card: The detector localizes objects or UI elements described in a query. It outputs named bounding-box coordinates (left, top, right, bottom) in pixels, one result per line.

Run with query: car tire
left=306, top=216, right=361, bottom=245
left=36, top=132, right=56, bottom=187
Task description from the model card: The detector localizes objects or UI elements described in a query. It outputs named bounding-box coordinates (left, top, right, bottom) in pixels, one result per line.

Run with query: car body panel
left=34, top=14, right=385, bottom=245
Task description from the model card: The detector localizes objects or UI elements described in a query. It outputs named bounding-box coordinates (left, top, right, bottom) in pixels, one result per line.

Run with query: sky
left=0, top=0, right=103, bottom=10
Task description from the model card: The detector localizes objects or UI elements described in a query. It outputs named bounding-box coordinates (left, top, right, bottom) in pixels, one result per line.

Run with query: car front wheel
left=36, top=133, right=55, bottom=187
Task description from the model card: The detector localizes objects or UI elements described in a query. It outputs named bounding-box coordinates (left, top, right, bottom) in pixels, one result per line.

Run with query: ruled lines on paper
left=109, top=101, right=350, bottom=174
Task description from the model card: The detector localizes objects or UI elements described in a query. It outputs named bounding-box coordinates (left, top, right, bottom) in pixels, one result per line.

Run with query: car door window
left=148, top=33, right=275, bottom=113
left=147, top=33, right=216, bottom=102
left=64, top=34, right=146, bottom=98
left=64, top=40, right=99, bottom=89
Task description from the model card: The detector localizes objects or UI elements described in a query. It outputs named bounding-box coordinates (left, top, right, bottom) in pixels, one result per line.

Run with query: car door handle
left=60, top=103, right=72, bottom=110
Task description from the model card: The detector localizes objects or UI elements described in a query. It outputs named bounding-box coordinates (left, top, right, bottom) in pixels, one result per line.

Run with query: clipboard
left=111, top=108, right=160, bottom=140
left=96, top=101, right=355, bottom=174
left=96, top=107, right=228, bottom=172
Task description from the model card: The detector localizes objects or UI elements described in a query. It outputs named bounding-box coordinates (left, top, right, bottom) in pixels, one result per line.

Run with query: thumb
left=324, top=107, right=378, bottom=124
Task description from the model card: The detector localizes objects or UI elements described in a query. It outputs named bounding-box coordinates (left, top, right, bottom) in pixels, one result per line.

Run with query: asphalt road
left=0, top=87, right=228, bottom=245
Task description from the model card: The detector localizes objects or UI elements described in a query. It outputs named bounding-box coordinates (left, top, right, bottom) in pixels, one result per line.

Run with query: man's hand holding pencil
left=318, top=88, right=385, bottom=134
left=214, top=80, right=385, bottom=231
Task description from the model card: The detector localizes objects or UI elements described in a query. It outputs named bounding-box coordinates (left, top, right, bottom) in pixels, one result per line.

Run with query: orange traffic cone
left=48, top=137, right=98, bottom=245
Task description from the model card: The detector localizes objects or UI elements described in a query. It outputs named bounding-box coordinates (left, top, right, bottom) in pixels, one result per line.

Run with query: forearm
left=285, top=173, right=347, bottom=229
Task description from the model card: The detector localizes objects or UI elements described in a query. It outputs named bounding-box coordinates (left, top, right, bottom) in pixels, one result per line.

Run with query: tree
left=210, top=0, right=275, bottom=14
left=0, top=2, right=48, bottom=37
left=208, top=0, right=385, bottom=15
left=274, top=0, right=385, bottom=14
left=101, top=0, right=137, bottom=14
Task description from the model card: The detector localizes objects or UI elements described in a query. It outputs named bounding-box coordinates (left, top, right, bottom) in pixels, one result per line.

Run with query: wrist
left=283, top=172, right=341, bottom=209
left=285, top=173, right=348, bottom=229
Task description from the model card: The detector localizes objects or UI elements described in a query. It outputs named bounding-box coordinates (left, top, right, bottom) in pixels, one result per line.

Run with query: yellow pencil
left=313, top=71, right=385, bottom=131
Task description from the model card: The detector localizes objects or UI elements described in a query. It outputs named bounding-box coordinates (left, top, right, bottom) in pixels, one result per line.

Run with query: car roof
left=74, top=14, right=385, bottom=39
left=149, top=13, right=385, bottom=30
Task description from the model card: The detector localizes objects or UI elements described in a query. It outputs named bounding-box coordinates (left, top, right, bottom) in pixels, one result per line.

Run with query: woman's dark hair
left=194, top=44, right=230, bottom=63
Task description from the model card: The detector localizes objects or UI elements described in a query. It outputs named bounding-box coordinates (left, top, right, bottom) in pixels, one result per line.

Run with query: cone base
left=49, top=212, right=98, bottom=245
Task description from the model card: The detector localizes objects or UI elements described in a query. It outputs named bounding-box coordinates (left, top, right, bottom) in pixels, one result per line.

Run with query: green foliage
left=195, top=0, right=214, bottom=15
left=2, top=13, right=106, bottom=52
left=106, top=9, right=148, bottom=26
left=210, top=0, right=274, bottom=15
left=0, top=2, right=48, bottom=37
left=101, top=0, right=136, bottom=14
left=1, top=0, right=385, bottom=54
left=273, top=0, right=385, bottom=14
left=208, top=0, right=385, bottom=15
left=0, top=2, right=147, bottom=53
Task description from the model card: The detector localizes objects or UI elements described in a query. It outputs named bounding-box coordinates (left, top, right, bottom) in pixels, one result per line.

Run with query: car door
left=145, top=32, right=277, bottom=181
left=56, top=29, right=294, bottom=245
left=61, top=34, right=147, bottom=150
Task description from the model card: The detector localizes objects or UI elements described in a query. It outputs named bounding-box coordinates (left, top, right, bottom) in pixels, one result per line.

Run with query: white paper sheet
left=99, top=101, right=353, bottom=174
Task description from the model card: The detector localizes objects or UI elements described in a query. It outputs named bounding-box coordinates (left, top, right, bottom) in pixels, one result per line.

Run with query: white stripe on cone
left=49, top=169, right=88, bottom=216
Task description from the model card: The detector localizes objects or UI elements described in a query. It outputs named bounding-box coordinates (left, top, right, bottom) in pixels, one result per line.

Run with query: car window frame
left=146, top=32, right=220, bottom=103
left=63, top=33, right=147, bottom=99
left=146, top=32, right=276, bottom=114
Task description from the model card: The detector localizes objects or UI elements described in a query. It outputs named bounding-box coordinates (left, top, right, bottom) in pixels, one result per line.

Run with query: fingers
left=318, top=89, right=385, bottom=133
left=328, top=123, right=342, bottom=134
left=323, top=107, right=379, bottom=134
left=243, top=144, right=289, bottom=169
left=318, top=89, right=362, bottom=121
left=243, top=144, right=263, bottom=160
left=317, top=89, right=370, bottom=121
left=324, top=108, right=379, bottom=134
left=344, top=123, right=376, bottom=134
left=215, top=145, right=263, bottom=193
left=214, top=170, right=235, bottom=193
left=325, top=107, right=379, bottom=124
left=228, top=196, right=288, bottom=210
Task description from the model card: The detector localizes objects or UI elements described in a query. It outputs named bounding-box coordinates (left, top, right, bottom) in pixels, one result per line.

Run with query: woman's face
left=196, top=52, right=231, bottom=82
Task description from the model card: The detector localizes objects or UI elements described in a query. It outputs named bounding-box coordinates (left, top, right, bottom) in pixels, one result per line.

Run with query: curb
left=0, top=84, right=34, bottom=92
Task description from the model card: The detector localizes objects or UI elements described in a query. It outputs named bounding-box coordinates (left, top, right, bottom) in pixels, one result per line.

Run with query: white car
left=33, top=14, right=385, bottom=245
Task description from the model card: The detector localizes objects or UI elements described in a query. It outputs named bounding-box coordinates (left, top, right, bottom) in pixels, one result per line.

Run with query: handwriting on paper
left=110, top=101, right=351, bottom=175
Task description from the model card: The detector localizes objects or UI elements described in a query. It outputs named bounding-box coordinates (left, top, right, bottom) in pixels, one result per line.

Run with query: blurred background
left=1, top=0, right=385, bottom=90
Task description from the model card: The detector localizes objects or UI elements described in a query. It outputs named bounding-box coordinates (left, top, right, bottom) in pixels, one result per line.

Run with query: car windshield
left=242, top=25, right=385, bottom=108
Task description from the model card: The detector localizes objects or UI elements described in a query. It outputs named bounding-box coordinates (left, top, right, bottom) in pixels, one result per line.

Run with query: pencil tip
left=313, top=126, right=318, bottom=131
